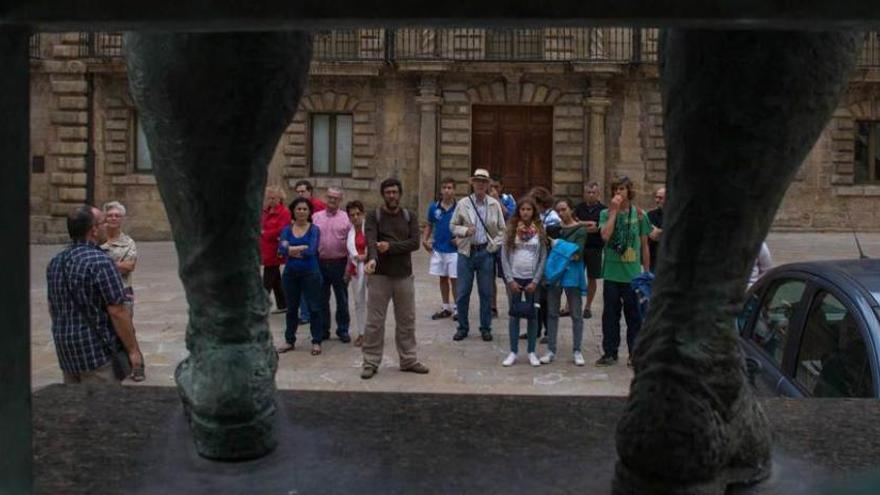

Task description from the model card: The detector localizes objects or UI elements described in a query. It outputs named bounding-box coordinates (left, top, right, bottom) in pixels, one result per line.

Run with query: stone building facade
left=28, top=30, right=880, bottom=242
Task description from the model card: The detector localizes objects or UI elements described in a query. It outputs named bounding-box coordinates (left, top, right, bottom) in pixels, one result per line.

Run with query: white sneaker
left=573, top=351, right=585, bottom=366
left=539, top=352, right=555, bottom=364
left=528, top=353, right=541, bottom=367
left=502, top=352, right=517, bottom=367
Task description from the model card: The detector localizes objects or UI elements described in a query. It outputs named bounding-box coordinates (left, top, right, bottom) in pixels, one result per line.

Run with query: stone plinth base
left=32, top=385, right=880, bottom=494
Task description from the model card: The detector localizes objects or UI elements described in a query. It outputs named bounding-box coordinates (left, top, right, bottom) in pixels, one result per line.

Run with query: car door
left=740, top=276, right=809, bottom=396
left=788, top=288, right=876, bottom=398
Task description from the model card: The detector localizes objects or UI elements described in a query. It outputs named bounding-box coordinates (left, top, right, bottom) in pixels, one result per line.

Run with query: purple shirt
left=313, top=208, right=351, bottom=260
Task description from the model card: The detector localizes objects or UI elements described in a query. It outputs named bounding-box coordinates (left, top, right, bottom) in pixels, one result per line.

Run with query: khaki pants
left=362, top=274, right=418, bottom=369
left=62, top=361, right=120, bottom=385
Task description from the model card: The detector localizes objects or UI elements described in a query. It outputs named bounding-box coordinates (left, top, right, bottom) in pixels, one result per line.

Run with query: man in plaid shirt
left=47, top=205, right=143, bottom=384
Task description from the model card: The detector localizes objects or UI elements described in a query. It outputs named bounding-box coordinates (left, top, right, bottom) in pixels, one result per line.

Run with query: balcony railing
left=28, top=30, right=880, bottom=67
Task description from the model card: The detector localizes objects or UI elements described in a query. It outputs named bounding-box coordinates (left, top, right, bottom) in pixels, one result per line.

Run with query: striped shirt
left=46, top=242, right=127, bottom=373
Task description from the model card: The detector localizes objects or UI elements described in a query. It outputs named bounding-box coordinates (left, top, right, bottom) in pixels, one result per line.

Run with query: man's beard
left=384, top=198, right=399, bottom=209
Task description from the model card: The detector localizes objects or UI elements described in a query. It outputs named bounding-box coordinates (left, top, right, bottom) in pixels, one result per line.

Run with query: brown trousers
left=62, top=361, right=120, bottom=385
left=362, top=274, right=418, bottom=369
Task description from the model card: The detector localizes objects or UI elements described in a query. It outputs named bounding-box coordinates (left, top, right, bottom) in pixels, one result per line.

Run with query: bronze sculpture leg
left=124, top=32, right=312, bottom=460
left=614, top=30, right=859, bottom=493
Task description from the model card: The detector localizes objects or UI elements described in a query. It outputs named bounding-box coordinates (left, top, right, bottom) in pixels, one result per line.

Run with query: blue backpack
left=544, top=239, right=581, bottom=286
left=630, top=272, right=655, bottom=320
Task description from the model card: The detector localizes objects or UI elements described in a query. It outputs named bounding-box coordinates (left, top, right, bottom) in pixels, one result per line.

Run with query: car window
left=751, top=279, right=806, bottom=366
left=794, top=292, right=874, bottom=398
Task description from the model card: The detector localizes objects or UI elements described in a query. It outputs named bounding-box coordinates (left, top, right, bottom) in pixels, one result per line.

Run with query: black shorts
left=584, top=247, right=603, bottom=280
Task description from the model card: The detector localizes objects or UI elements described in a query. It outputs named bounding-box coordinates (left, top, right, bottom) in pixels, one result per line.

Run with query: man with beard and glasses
left=360, top=178, right=429, bottom=379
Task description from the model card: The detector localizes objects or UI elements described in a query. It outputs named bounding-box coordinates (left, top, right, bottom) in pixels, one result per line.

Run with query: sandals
left=130, top=363, right=146, bottom=382
left=311, top=345, right=322, bottom=356
left=276, top=343, right=295, bottom=354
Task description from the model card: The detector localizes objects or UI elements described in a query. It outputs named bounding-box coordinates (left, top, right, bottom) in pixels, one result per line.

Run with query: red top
left=260, top=203, right=291, bottom=266
left=311, top=197, right=326, bottom=213
left=348, top=228, right=366, bottom=277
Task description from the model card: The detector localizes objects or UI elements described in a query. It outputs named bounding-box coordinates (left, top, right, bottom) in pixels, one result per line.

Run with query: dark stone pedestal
left=32, top=385, right=880, bottom=494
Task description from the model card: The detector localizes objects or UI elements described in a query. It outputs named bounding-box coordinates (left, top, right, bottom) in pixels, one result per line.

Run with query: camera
left=612, top=240, right=627, bottom=255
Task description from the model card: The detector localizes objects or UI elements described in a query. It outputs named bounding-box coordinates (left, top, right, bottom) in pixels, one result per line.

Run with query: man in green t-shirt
left=596, top=176, right=651, bottom=367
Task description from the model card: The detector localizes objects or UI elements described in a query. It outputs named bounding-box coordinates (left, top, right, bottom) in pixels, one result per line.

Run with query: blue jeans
left=319, top=259, right=350, bottom=338
left=508, top=278, right=537, bottom=354
left=455, top=247, right=496, bottom=334
left=546, top=285, right=584, bottom=355
left=282, top=269, right=324, bottom=345
left=601, top=280, right=642, bottom=358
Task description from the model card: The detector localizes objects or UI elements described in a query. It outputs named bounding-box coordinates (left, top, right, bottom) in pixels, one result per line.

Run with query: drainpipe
left=85, top=71, right=95, bottom=205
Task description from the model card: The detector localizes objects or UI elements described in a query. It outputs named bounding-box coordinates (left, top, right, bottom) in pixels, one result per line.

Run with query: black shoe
left=560, top=308, right=571, bottom=317
left=583, top=308, right=592, bottom=319
left=453, top=313, right=459, bottom=321
left=519, top=333, right=528, bottom=340
left=338, top=333, right=351, bottom=344
left=595, top=355, right=618, bottom=367
left=491, top=308, right=499, bottom=318
left=540, top=336, right=548, bottom=344
left=431, top=309, right=453, bottom=320
left=322, top=332, right=331, bottom=342
left=453, top=331, right=468, bottom=341
left=481, top=332, right=493, bottom=342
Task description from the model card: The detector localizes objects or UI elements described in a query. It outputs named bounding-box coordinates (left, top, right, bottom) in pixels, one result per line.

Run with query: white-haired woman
left=101, top=200, right=144, bottom=381
left=101, top=201, right=138, bottom=312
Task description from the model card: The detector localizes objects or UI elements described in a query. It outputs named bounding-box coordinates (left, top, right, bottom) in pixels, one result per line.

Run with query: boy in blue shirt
left=422, top=177, right=459, bottom=320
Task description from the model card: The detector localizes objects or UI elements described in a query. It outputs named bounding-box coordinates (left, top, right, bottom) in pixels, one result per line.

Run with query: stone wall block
left=352, top=168, right=374, bottom=179
left=288, top=133, right=306, bottom=145
left=341, top=178, right=372, bottom=190
left=546, top=88, right=562, bottom=104
left=353, top=135, right=370, bottom=146
left=50, top=110, right=87, bottom=125
left=353, top=123, right=375, bottom=135
left=105, top=164, right=128, bottom=175
left=490, top=82, right=506, bottom=102
left=50, top=203, right=82, bottom=216
left=57, top=126, right=88, bottom=141
left=354, top=113, right=370, bottom=123
left=49, top=172, right=87, bottom=186
left=288, top=122, right=306, bottom=134
left=477, top=85, right=492, bottom=102
left=291, top=112, right=307, bottom=124
left=534, top=85, right=549, bottom=103
left=104, top=97, right=126, bottom=109
left=322, top=91, right=337, bottom=111
left=51, top=44, right=83, bottom=58
left=554, top=118, right=582, bottom=130
left=50, top=79, right=88, bottom=94
left=50, top=141, right=88, bottom=155
left=57, top=96, right=88, bottom=110
left=335, top=94, right=350, bottom=112
left=353, top=144, right=375, bottom=157
left=443, top=91, right=468, bottom=103
left=441, top=117, right=469, bottom=130
left=352, top=158, right=370, bottom=168
left=58, top=187, right=87, bottom=202
left=107, top=130, right=128, bottom=142
left=104, top=141, right=128, bottom=153
left=106, top=120, right=128, bottom=130
left=467, top=88, right=480, bottom=102
left=441, top=144, right=469, bottom=156
left=55, top=157, right=86, bottom=171
left=355, top=101, right=376, bottom=112
left=284, top=144, right=306, bottom=156
left=107, top=109, right=130, bottom=121
left=106, top=153, right=128, bottom=164
left=519, top=82, right=535, bottom=103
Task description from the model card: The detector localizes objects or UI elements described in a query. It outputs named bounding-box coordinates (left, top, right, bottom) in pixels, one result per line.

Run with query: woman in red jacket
left=261, top=185, right=292, bottom=313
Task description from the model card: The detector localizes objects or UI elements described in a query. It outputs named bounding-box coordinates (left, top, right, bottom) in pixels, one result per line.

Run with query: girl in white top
left=499, top=197, right=548, bottom=367
left=345, top=201, right=368, bottom=347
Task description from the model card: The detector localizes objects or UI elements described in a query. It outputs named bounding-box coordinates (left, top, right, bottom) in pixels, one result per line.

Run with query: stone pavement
left=29, top=232, right=880, bottom=395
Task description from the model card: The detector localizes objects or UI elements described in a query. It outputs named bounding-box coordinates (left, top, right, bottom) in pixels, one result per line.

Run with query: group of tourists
left=261, top=170, right=666, bottom=379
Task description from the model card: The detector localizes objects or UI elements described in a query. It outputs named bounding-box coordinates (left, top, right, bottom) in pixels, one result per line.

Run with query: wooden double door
left=471, top=105, right=553, bottom=198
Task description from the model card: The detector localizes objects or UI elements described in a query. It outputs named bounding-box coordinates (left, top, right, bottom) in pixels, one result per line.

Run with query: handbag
left=508, top=292, right=537, bottom=319
left=468, top=195, right=501, bottom=253
left=62, top=249, right=132, bottom=380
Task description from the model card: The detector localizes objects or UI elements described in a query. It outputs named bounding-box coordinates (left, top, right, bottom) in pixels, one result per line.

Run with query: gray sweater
left=500, top=236, right=548, bottom=285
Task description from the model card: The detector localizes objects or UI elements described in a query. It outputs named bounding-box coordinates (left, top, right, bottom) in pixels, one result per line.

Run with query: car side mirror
left=745, top=357, right=762, bottom=386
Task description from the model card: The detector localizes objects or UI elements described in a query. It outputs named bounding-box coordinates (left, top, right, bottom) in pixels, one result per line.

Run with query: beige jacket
left=450, top=194, right=506, bottom=256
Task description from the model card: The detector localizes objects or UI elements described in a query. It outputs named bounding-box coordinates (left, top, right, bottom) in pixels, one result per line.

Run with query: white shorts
left=429, top=251, right=458, bottom=278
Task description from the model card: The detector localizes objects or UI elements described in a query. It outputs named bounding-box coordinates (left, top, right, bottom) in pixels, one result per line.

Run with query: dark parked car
left=737, top=259, right=880, bottom=398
